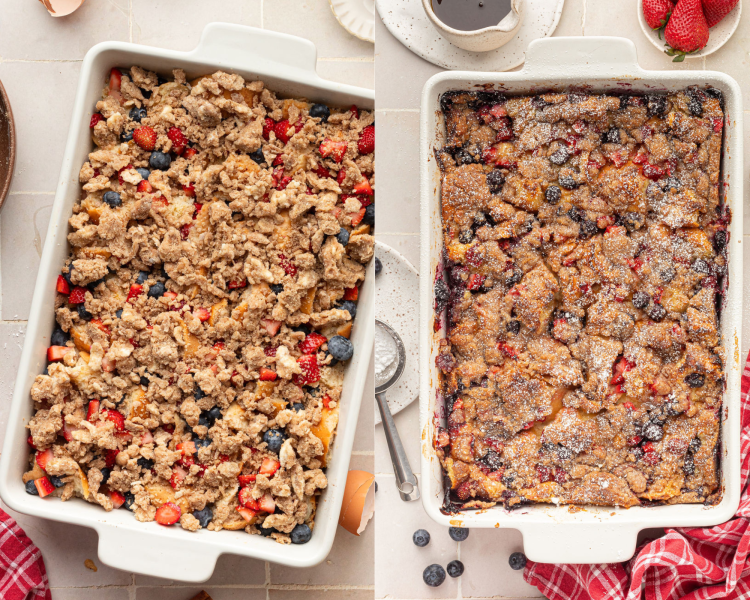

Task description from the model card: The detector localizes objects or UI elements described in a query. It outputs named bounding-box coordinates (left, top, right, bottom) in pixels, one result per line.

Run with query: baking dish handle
left=523, top=36, right=643, bottom=78
left=522, top=523, right=639, bottom=564
left=190, top=22, right=319, bottom=79
left=97, top=525, right=221, bottom=582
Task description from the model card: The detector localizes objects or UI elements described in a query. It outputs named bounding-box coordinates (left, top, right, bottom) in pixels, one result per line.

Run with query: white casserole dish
left=419, top=36, right=743, bottom=564
left=0, top=23, right=374, bottom=582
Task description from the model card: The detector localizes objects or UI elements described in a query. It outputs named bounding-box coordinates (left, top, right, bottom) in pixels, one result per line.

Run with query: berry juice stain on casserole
left=24, top=67, right=375, bottom=543
left=432, top=87, right=728, bottom=512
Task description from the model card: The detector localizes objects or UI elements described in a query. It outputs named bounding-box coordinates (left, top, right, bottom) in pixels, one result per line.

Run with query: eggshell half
left=338, top=470, right=375, bottom=536
left=38, top=0, right=85, bottom=17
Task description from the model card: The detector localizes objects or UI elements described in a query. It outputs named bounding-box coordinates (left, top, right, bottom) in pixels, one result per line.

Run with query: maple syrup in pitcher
left=431, top=0, right=512, bottom=31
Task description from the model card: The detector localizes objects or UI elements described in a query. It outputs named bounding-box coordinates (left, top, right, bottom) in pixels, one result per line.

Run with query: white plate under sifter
left=330, top=0, right=375, bottom=43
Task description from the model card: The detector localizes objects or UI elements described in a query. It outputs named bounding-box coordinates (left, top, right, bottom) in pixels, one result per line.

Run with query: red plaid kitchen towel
left=0, top=507, right=50, bottom=600
left=525, top=350, right=750, bottom=600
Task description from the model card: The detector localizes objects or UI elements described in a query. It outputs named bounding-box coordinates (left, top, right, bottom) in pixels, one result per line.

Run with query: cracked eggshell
left=338, top=470, right=375, bottom=536
left=38, top=0, right=85, bottom=17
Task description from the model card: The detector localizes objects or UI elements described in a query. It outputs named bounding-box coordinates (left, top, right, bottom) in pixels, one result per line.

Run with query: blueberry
left=689, top=437, right=702, bottom=453
left=137, top=457, right=154, bottom=470
left=121, top=130, right=133, bottom=142
left=157, top=75, right=168, bottom=86
left=115, top=309, right=123, bottom=319
left=129, top=107, right=147, bottom=123
left=149, top=151, right=171, bottom=171
left=660, top=267, right=676, bottom=283
left=249, top=149, right=265, bottom=165
left=423, top=564, right=446, bottom=587
left=206, top=406, right=222, bottom=425
left=631, top=292, right=650, bottom=310
left=292, top=402, right=306, bottom=412
left=336, top=228, right=351, bottom=246
left=509, top=551, right=527, bottom=570
left=48, top=477, right=64, bottom=492
left=602, top=127, right=620, bottom=144
left=685, top=373, right=705, bottom=388
left=447, top=560, right=464, bottom=578
left=324, top=349, right=339, bottom=367
left=193, top=507, right=213, bottom=528
left=140, top=375, right=149, bottom=387
left=194, top=386, right=206, bottom=400
left=293, top=324, right=312, bottom=336
left=339, top=300, right=357, bottom=319
left=139, top=87, right=152, bottom=99
left=448, top=526, right=469, bottom=541
left=263, top=429, right=286, bottom=454
left=147, top=281, right=165, bottom=298
left=51, top=327, right=70, bottom=346
left=567, top=207, right=583, bottom=222
left=486, top=169, right=505, bottom=194
left=124, top=491, right=135, bottom=510
left=579, top=219, right=598, bottom=239
left=375, top=257, right=382, bottom=276
left=683, top=453, right=695, bottom=475
left=194, top=437, right=212, bottom=450
left=413, top=529, right=430, bottom=547
left=133, top=168, right=149, bottom=182
left=662, top=177, right=680, bottom=192
left=559, top=175, right=577, bottom=190
left=103, top=191, right=122, bottom=208
left=687, top=94, right=703, bottom=117
left=136, top=270, right=149, bottom=284
left=435, top=279, right=450, bottom=307
left=647, top=303, right=667, bottom=322
left=642, top=423, right=663, bottom=442
left=271, top=283, right=284, bottom=295
left=100, top=468, right=111, bottom=484
left=77, top=303, right=93, bottom=321
left=290, top=523, right=313, bottom=544
left=506, top=320, right=521, bottom=335
left=328, top=335, right=353, bottom=361
left=647, top=95, right=668, bottom=117
left=198, top=412, right=210, bottom=427
left=88, top=275, right=107, bottom=291
left=363, top=204, right=374, bottom=227
left=557, top=445, right=573, bottom=460
left=63, top=264, right=75, bottom=286
left=549, top=147, right=570, bottom=165
left=714, top=230, right=728, bottom=251
left=692, top=259, right=711, bottom=275
left=458, top=229, right=474, bottom=244
left=309, top=104, right=330, bottom=122
left=25, top=481, right=38, bottom=495
left=506, top=270, right=522, bottom=286
left=259, top=523, right=275, bottom=537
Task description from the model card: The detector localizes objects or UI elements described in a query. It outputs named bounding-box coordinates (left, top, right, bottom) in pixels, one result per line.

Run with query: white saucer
left=374, top=240, right=419, bottom=423
left=375, top=0, right=565, bottom=71
left=330, top=0, right=376, bottom=43
left=636, top=0, right=741, bottom=61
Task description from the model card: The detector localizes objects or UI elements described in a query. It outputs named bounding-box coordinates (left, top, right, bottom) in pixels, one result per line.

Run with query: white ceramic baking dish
left=419, top=36, right=743, bottom=564
left=0, top=23, right=374, bottom=582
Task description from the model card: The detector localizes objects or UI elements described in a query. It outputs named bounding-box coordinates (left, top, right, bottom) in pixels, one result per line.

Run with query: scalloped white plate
left=330, top=0, right=375, bottom=43
left=636, top=0, right=741, bottom=60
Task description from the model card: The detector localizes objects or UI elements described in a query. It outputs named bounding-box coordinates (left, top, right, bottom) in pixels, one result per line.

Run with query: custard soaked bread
left=434, top=88, right=727, bottom=510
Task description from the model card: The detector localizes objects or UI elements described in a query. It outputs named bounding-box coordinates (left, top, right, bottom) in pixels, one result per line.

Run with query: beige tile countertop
left=373, top=1, right=750, bottom=598
left=0, top=1, right=373, bottom=599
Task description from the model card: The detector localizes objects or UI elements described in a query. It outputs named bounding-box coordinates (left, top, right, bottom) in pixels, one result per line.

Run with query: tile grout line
left=581, top=0, right=587, bottom=35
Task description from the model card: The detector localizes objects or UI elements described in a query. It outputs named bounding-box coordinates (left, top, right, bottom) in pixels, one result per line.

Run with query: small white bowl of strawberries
left=638, top=0, right=741, bottom=61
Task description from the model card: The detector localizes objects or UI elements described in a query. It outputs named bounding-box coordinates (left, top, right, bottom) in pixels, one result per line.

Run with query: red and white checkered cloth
left=525, top=349, right=750, bottom=600
left=0, top=508, right=50, bottom=600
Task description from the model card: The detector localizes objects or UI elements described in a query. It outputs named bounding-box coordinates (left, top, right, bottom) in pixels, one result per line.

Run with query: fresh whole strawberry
left=702, top=0, right=739, bottom=27
left=643, top=0, right=675, bottom=30
left=133, top=126, right=157, bottom=151
left=664, top=0, right=709, bottom=61
left=358, top=124, right=374, bottom=154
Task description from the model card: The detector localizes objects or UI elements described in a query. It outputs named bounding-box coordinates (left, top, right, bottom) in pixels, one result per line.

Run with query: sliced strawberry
left=137, top=180, right=153, bottom=194
left=336, top=168, right=347, bottom=186
left=101, top=355, right=116, bottom=373
left=261, top=319, right=282, bottom=336
left=319, top=138, right=348, bottom=163
left=133, top=126, right=157, bottom=151
left=627, top=435, right=642, bottom=447
left=357, top=194, right=373, bottom=208
left=35, top=477, right=56, bottom=498
left=343, top=287, right=358, bottom=301
left=35, top=449, right=53, bottom=471
left=91, top=318, right=110, bottom=335
left=138, top=430, right=154, bottom=445
left=264, top=347, right=277, bottom=357
left=27, top=435, right=36, bottom=449
left=86, top=399, right=100, bottom=421
left=353, top=178, right=373, bottom=195
left=109, top=489, right=126, bottom=509
left=183, top=147, right=197, bottom=160
left=169, top=465, right=188, bottom=489
left=56, top=275, right=70, bottom=295
left=127, top=284, right=143, bottom=302
left=239, top=486, right=260, bottom=510
left=68, top=286, right=87, bottom=304
left=350, top=207, right=366, bottom=226
left=109, top=68, right=122, bottom=92
left=272, top=154, right=285, bottom=167
left=228, top=279, right=248, bottom=289
left=183, top=183, right=195, bottom=197
left=259, top=368, right=277, bottom=381
left=278, top=253, right=298, bottom=277
left=177, top=440, right=196, bottom=457
left=259, top=492, right=276, bottom=514
left=314, top=164, right=331, bottom=179
left=167, top=127, right=188, bottom=155
left=47, top=346, right=71, bottom=362
left=90, top=113, right=104, bottom=128
left=117, top=165, right=134, bottom=185
left=322, top=394, right=332, bottom=409
left=293, top=354, right=320, bottom=386
left=643, top=163, right=665, bottom=181
left=357, top=124, right=374, bottom=155
left=299, top=332, right=327, bottom=355
left=260, top=457, right=280, bottom=476
left=263, top=117, right=275, bottom=141
left=350, top=105, right=360, bottom=119
left=155, top=501, right=181, bottom=525
left=237, top=506, right=258, bottom=522
left=467, top=273, right=486, bottom=291
left=101, top=409, right=125, bottom=431
left=180, top=223, right=192, bottom=240
left=104, top=448, right=119, bottom=469
left=163, top=291, right=178, bottom=302
left=274, top=120, right=295, bottom=144
left=194, top=307, right=210, bottom=322
left=238, top=474, right=257, bottom=486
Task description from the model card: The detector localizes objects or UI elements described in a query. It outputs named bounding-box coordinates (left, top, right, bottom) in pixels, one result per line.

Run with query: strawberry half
left=320, top=139, right=348, bottom=163
left=68, top=286, right=87, bottom=304
left=358, top=124, right=374, bottom=155
left=35, top=477, right=56, bottom=498
left=133, top=126, right=157, bottom=151
left=293, top=355, right=320, bottom=386
left=350, top=207, right=366, bottom=226
left=299, top=332, right=327, bottom=355
left=155, top=501, right=181, bottom=525
left=664, top=0, right=709, bottom=61
left=237, top=506, right=258, bottom=522
left=109, top=68, right=122, bottom=92
left=36, top=449, right=53, bottom=471
left=239, top=486, right=260, bottom=510
left=167, top=127, right=188, bottom=155
left=259, top=368, right=277, bottom=381
left=260, top=457, right=280, bottom=476
left=314, top=164, right=331, bottom=179
left=47, top=346, right=71, bottom=362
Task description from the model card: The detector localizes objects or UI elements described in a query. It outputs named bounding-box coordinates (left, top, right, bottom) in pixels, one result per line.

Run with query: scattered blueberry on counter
left=447, top=559, right=464, bottom=578
left=413, top=529, right=431, bottom=547
left=509, top=551, right=527, bottom=571
left=449, top=526, right=469, bottom=542
left=423, top=564, right=446, bottom=587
